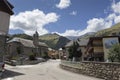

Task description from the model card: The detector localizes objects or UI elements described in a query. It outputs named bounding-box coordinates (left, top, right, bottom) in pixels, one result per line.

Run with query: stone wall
left=60, top=61, right=120, bottom=80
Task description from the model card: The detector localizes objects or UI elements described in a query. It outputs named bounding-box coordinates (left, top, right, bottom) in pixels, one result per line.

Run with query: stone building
left=7, top=32, right=48, bottom=60
left=0, top=0, right=14, bottom=59
left=48, top=48, right=59, bottom=59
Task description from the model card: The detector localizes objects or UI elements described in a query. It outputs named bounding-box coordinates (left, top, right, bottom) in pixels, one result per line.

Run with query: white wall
left=0, top=11, right=10, bottom=34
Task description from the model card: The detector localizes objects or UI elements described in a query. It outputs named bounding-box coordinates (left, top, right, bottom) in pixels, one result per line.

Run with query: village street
left=1, top=60, right=103, bottom=80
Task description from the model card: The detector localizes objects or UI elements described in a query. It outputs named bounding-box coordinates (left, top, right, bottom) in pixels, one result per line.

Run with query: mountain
left=66, top=36, right=78, bottom=40
left=9, top=23, right=120, bottom=50
left=9, top=34, right=33, bottom=40
left=66, top=32, right=95, bottom=40
left=39, top=33, right=70, bottom=50
left=77, top=23, right=120, bottom=40
left=79, top=32, right=95, bottom=39
left=9, top=33, right=70, bottom=50
left=95, top=22, right=120, bottom=37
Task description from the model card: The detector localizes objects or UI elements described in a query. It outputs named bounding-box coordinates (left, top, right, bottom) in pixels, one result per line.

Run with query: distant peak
left=52, top=33, right=59, bottom=35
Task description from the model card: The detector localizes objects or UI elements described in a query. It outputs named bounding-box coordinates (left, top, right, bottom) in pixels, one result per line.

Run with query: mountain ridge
left=39, top=33, right=70, bottom=50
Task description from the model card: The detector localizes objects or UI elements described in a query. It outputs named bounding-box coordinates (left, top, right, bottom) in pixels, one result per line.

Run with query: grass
left=95, top=23, right=120, bottom=36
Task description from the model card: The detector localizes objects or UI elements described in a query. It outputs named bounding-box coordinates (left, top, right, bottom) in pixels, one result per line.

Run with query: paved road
left=2, top=60, right=103, bottom=80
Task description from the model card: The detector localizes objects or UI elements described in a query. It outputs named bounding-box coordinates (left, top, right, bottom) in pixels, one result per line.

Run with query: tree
left=68, top=41, right=82, bottom=61
left=42, top=52, right=49, bottom=59
left=68, top=46, right=74, bottom=59
left=29, top=54, right=36, bottom=60
left=108, top=44, right=120, bottom=62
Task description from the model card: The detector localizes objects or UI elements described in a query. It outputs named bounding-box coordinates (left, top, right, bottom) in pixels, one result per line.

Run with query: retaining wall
left=60, top=61, right=120, bottom=80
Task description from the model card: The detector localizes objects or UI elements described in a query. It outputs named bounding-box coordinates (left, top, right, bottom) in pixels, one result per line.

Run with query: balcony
left=93, top=43, right=103, bottom=47
left=93, top=52, right=104, bottom=57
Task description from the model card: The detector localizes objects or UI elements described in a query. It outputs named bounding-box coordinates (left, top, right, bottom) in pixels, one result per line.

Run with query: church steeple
left=33, top=31, right=39, bottom=46
left=35, top=31, right=39, bottom=38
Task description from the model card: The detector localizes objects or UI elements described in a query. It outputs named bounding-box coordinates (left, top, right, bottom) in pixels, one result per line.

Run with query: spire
left=33, top=31, right=39, bottom=46
left=35, top=30, right=39, bottom=37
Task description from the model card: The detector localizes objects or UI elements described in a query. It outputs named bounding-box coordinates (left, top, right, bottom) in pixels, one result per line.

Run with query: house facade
left=0, top=0, right=14, bottom=59
left=0, top=0, right=14, bottom=34
left=64, top=39, right=88, bottom=61
left=64, top=36, right=120, bottom=62
left=48, top=49, right=59, bottom=59
left=84, top=36, right=120, bottom=62
left=7, top=32, right=48, bottom=60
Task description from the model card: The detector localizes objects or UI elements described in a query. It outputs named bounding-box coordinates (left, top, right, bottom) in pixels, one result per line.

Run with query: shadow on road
left=1, top=69, right=24, bottom=79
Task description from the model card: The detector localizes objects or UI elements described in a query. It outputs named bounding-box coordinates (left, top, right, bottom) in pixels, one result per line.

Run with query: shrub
left=29, top=55, right=36, bottom=60
left=42, top=52, right=49, bottom=59
left=108, top=44, right=120, bottom=62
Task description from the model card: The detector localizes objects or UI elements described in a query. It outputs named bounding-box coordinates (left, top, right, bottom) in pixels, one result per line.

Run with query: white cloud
left=70, top=11, right=77, bottom=16
left=10, top=9, right=59, bottom=35
left=58, top=1, right=120, bottom=37
left=60, top=30, right=81, bottom=36
left=86, top=18, right=112, bottom=32
left=106, top=13, right=116, bottom=21
left=59, top=18, right=112, bottom=36
left=114, top=15, right=120, bottom=23
left=110, top=1, right=120, bottom=23
left=112, top=1, right=120, bottom=14
left=56, top=0, right=71, bottom=9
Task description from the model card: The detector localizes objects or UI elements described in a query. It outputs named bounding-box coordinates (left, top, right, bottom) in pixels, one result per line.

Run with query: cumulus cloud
left=111, top=1, right=120, bottom=23
left=59, top=18, right=112, bottom=36
left=60, top=30, right=81, bottom=36
left=70, top=11, right=77, bottom=16
left=86, top=18, right=112, bottom=32
left=60, top=18, right=113, bottom=37
left=114, top=15, right=120, bottom=23
left=112, top=1, right=120, bottom=14
left=56, top=0, right=71, bottom=9
left=59, top=1, right=120, bottom=37
left=10, top=9, right=59, bottom=35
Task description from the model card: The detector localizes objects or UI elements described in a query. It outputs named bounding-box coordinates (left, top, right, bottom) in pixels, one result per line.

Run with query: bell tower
left=33, top=31, right=39, bottom=46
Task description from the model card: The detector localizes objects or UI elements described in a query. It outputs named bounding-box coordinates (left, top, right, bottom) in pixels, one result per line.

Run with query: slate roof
left=38, top=42, right=48, bottom=47
left=8, top=37, right=48, bottom=48
left=65, top=41, right=74, bottom=47
left=77, top=39, right=89, bottom=47
left=65, top=39, right=89, bottom=47
left=8, top=37, right=35, bottom=48
left=0, top=0, right=14, bottom=15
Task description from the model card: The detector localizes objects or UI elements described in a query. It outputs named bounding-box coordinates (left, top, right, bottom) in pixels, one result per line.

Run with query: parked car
left=36, top=58, right=46, bottom=62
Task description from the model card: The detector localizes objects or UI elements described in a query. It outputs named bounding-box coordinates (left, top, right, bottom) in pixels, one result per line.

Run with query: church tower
left=33, top=31, right=39, bottom=47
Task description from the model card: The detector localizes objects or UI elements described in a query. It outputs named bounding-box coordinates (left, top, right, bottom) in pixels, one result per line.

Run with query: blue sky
left=9, top=0, right=120, bottom=36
